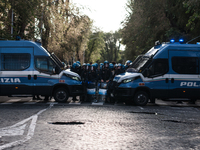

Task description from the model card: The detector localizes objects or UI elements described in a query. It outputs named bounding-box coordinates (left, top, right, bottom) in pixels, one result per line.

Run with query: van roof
left=0, top=40, right=49, bottom=56
left=0, top=40, right=41, bottom=47
left=154, top=43, right=200, bottom=59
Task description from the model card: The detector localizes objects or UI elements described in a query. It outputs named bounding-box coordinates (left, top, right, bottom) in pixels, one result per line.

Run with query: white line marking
left=23, top=102, right=36, bottom=104
left=92, top=102, right=104, bottom=105
left=156, top=101, right=168, bottom=105
left=69, top=102, right=81, bottom=105
left=0, top=104, right=51, bottom=150
left=0, top=124, right=26, bottom=136
left=0, top=103, right=12, bottom=105
left=3, top=99, right=21, bottom=103
left=46, top=102, right=58, bottom=105
left=138, top=106, right=144, bottom=110
left=1, top=99, right=21, bottom=104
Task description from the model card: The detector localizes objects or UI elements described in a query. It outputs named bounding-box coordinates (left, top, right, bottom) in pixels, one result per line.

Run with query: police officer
left=80, top=63, right=89, bottom=102
left=76, top=61, right=81, bottom=66
left=107, top=63, right=116, bottom=103
left=125, top=60, right=132, bottom=70
left=115, top=63, right=125, bottom=76
left=88, top=64, right=98, bottom=102
left=70, top=62, right=77, bottom=72
left=100, top=61, right=112, bottom=102
left=114, top=64, right=118, bottom=75
left=88, top=64, right=98, bottom=82
left=76, top=63, right=82, bottom=76
left=81, top=63, right=89, bottom=81
left=93, top=64, right=99, bottom=81
left=100, top=61, right=112, bottom=83
left=100, top=63, right=104, bottom=71
left=70, top=62, right=82, bottom=101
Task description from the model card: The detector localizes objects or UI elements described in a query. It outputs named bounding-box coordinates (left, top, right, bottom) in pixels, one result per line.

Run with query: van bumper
left=113, top=88, right=135, bottom=98
left=68, top=85, right=84, bottom=96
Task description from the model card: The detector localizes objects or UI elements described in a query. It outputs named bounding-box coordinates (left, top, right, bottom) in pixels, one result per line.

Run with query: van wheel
left=133, top=91, right=149, bottom=106
left=54, top=88, right=69, bottom=103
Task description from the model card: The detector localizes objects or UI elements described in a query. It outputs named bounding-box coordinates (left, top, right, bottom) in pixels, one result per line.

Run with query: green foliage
left=0, top=0, right=40, bottom=39
left=84, top=30, right=124, bottom=64
left=99, top=31, right=123, bottom=63
left=184, top=0, right=200, bottom=32
left=0, top=0, right=92, bottom=64
left=122, top=0, right=200, bottom=60
left=85, top=31, right=104, bottom=63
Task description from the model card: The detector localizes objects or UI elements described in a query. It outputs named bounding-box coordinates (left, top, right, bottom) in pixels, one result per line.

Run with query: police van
left=0, top=40, right=83, bottom=102
left=113, top=39, right=200, bottom=106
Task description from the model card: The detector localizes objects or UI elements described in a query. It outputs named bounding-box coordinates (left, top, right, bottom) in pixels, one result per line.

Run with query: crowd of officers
left=70, top=60, right=132, bottom=102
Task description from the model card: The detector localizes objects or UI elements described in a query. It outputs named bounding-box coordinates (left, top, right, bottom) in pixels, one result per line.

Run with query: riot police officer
left=80, top=63, right=89, bottom=101
left=100, top=61, right=112, bottom=102
left=100, top=61, right=112, bottom=83
left=125, top=60, right=132, bottom=70
left=81, top=63, right=89, bottom=81
left=88, top=64, right=98, bottom=82
left=115, top=63, right=125, bottom=76
left=70, top=62, right=82, bottom=101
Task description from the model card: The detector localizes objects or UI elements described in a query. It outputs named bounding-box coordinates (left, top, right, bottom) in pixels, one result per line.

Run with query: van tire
left=54, top=88, right=69, bottom=103
left=133, top=91, right=149, bottom=106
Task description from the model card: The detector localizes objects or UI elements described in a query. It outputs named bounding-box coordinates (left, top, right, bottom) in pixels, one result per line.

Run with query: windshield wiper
left=51, top=53, right=65, bottom=69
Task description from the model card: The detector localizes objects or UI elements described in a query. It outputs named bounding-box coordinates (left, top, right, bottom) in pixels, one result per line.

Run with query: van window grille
left=172, top=57, right=199, bottom=74
left=1, top=54, right=30, bottom=71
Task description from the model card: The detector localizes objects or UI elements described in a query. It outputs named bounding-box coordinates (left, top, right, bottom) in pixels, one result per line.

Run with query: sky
left=71, top=0, right=128, bottom=33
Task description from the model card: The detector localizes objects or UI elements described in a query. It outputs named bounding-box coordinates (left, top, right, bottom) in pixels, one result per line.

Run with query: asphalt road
left=0, top=96, right=200, bottom=150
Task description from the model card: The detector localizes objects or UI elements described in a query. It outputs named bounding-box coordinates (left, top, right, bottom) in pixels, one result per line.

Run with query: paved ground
left=0, top=96, right=200, bottom=107
left=0, top=99, right=200, bottom=150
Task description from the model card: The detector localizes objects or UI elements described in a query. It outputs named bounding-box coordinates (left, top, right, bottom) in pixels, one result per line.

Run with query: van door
left=168, top=50, right=200, bottom=99
left=33, top=56, right=59, bottom=96
left=143, top=58, right=169, bottom=99
left=0, top=47, right=33, bottom=95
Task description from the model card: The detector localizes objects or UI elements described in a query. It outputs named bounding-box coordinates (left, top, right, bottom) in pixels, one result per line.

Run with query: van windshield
left=132, top=56, right=151, bottom=72
left=40, top=46, right=65, bottom=70
left=50, top=53, right=65, bottom=69
left=130, top=47, right=159, bottom=72
left=144, top=46, right=159, bottom=57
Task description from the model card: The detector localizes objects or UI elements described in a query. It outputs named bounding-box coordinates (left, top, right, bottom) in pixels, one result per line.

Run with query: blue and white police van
left=0, top=40, right=83, bottom=102
left=113, top=39, right=200, bottom=106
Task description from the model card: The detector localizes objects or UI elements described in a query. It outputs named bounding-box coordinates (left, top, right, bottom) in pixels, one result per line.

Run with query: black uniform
left=81, top=69, right=89, bottom=82
left=100, top=68, right=112, bottom=82
left=80, top=69, right=89, bottom=102
left=99, top=67, right=112, bottom=102
left=88, top=70, right=98, bottom=82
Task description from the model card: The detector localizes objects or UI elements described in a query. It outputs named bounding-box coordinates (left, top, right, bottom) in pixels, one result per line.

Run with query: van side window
left=35, top=57, right=55, bottom=73
left=1, top=54, right=30, bottom=71
left=145, top=59, right=168, bottom=77
left=172, top=57, right=199, bottom=74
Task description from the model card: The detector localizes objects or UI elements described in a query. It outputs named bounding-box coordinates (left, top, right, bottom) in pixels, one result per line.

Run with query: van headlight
left=65, top=74, right=81, bottom=81
left=71, top=76, right=80, bottom=81
left=122, top=78, right=135, bottom=83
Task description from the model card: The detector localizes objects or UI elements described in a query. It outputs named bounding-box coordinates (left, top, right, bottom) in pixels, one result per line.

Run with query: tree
left=183, top=0, right=200, bottom=41
left=85, top=30, right=104, bottom=63
left=0, top=0, right=40, bottom=39
left=99, top=31, right=123, bottom=63
left=0, top=0, right=93, bottom=64
left=122, top=0, right=200, bottom=60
